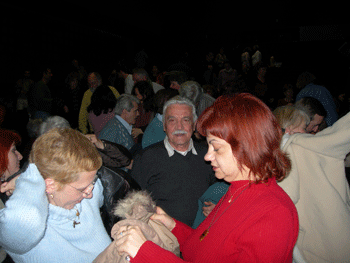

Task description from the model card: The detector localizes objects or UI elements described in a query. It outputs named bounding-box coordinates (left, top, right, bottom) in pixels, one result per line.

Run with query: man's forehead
left=165, top=104, right=193, bottom=116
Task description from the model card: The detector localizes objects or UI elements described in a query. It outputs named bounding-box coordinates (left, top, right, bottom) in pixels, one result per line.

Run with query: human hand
left=125, top=159, right=133, bottom=170
left=115, top=225, right=147, bottom=259
left=150, top=206, right=176, bottom=231
left=85, top=134, right=104, bottom=149
left=131, top=128, right=143, bottom=139
left=0, top=174, right=19, bottom=196
left=203, top=201, right=216, bottom=217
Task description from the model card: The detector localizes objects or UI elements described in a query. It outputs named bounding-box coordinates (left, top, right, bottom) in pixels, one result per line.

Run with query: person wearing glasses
left=0, top=128, right=111, bottom=263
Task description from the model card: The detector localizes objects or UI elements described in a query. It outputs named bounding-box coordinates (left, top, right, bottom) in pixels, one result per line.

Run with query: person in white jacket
left=278, top=112, right=350, bottom=263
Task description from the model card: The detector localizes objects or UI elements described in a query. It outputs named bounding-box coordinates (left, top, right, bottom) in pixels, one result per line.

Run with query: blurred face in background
left=122, top=101, right=139, bottom=125
left=306, top=114, right=324, bottom=134
left=170, top=81, right=181, bottom=90
left=2, top=143, right=22, bottom=181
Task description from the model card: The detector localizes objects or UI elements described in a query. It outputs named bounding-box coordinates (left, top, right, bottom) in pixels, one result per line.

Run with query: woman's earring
left=46, top=191, right=54, bottom=199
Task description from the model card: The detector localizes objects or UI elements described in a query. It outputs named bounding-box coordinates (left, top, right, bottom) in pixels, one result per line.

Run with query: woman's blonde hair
left=29, top=128, right=102, bottom=188
left=273, top=105, right=310, bottom=131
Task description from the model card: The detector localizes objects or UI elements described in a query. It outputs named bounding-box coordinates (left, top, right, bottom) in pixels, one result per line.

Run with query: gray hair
left=39, top=115, right=71, bottom=136
left=114, top=94, right=140, bottom=116
left=162, top=95, right=197, bottom=125
left=179, top=81, right=203, bottom=104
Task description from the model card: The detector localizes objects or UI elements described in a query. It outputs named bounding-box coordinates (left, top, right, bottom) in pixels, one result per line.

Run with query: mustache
left=172, top=130, right=188, bottom=135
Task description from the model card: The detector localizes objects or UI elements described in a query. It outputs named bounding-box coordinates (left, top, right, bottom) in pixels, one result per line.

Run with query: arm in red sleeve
left=131, top=219, right=195, bottom=263
left=132, top=241, right=188, bottom=263
left=171, top=219, right=194, bottom=246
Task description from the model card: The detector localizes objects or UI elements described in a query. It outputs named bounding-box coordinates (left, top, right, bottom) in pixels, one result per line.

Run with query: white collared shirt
left=164, top=136, right=197, bottom=157
left=156, top=113, right=163, bottom=122
left=115, top=115, right=132, bottom=135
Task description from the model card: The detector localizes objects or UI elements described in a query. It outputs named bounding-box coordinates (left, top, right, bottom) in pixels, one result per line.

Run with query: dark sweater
left=28, top=80, right=52, bottom=115
left=130, top=141, right=216, bottom=226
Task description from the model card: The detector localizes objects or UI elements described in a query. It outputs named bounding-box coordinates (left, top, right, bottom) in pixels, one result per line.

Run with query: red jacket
left=132, top=178, right=298, bottom=263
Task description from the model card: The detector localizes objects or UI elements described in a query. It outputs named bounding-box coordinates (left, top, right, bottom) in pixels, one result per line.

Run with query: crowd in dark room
left=2, top=38, right=350, bottom=163
left=0, top=14, right=350, bottom=262
left=2, top=9, right=350, bottom=261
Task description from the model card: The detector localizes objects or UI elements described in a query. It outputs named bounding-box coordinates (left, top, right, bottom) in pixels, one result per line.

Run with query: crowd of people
left=1, top=43, right=350, bottom=263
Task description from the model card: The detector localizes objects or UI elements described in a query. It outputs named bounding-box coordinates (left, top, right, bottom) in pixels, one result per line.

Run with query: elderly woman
left=0, top=128, right=111, bottom=262
left=114, top=93, right=299, bottom=262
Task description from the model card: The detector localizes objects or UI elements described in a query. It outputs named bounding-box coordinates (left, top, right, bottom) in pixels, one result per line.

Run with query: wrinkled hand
left=85, top=134, right=104, bottom=149
left=131, top=128, right=143, bottom=139
left=150, top=207, right=176, bottom=231
left=115, top=225, right=147, bottom=259
left=203, top=201, right=216, bottom=217
left=0, top=175, right=19, bottom=196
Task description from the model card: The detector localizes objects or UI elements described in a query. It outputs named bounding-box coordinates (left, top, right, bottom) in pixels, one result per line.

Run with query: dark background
left=1, top=2, right=350, bottom=93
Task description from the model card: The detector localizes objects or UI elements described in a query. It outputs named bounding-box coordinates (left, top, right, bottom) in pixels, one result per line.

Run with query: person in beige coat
left=278, top=112, right=350, bottom=263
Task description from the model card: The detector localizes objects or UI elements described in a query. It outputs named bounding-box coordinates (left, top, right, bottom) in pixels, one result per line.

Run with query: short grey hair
left=162, top=95, right=197, bottom=125
left=39, top=115, right=71, bottom=136
left=114, top=94, right=140, bottom=116
left=179, top=81, right=202, bottom=104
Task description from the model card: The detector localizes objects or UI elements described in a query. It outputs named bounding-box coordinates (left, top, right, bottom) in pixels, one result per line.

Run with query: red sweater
left=132, top=178, right=299, bottom=263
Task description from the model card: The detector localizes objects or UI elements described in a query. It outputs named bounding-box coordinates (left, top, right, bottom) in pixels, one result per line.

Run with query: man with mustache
left=130, top=96, right=216, bottom=226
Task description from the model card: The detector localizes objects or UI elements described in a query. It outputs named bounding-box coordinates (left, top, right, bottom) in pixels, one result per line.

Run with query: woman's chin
left=214, top=171, right=224, bottom=180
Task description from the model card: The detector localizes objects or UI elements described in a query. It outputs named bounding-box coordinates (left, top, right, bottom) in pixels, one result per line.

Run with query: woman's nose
left=204, top=150, right=212, bottom=162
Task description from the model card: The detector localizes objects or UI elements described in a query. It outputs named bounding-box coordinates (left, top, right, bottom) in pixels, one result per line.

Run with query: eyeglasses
left=67, top=176, right=98, bottom=197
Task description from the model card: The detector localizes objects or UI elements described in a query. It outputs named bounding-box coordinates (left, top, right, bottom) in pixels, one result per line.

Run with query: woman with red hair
left=0, top=129, right=23, bottom=197
left=0, top=129, right=23, bottom=262
left=114, top=93, right=299, bottom=262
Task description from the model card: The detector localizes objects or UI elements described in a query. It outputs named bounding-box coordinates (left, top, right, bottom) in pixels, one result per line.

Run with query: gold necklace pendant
left=199, top=229, right=209, bottom=241
left=73, top=220, right=80, bottom=228
left=72, top=208, right=80, bottom=228
left=199, top=183, right=251, bottom=241
left=228, top=195, right=233, bottom=203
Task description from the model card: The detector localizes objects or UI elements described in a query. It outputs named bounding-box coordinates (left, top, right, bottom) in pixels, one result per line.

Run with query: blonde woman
left=273, top=105, right=310, bottom=147
left=0, top=128, right=111, bottom=263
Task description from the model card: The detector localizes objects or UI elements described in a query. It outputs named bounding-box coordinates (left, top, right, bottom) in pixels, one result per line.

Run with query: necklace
left=71, top=208, right=81, bottom=228
left=199, top=182, right=250, bottom=241
left=48, top=193, right=81, bottom=228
